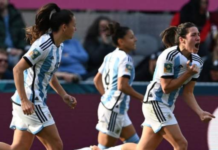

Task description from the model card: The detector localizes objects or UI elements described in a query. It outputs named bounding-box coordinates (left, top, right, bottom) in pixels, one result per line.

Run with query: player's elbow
left=162, top=87, right=171, bottom=94
left=93, top=76, right=98, bottom=86
left=118, top=84, right=128, bottom=92
left=13, top=65, right=21, bottom=75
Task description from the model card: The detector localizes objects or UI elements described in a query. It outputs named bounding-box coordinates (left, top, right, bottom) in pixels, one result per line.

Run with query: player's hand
left=200, top=111, right=215, bottom=123
left=186, top=61, right=198, bottom=75
left=21, top=100, right=34, bottom=115
left=63, top=94, right=77, bottom=109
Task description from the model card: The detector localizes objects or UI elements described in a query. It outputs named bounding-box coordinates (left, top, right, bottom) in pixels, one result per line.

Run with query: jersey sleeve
left=118, top=56, right=133, bottom=78
left=23, top=44, right=46, bottom=67
left=98, top=56, right=107, bottom=74
left=159, top=55, right=175, bottom=78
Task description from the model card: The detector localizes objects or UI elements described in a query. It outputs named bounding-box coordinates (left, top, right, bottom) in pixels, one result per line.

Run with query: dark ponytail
left=26, top=3, right=74, bottom=44
left=160, top=26, right=177, bottom=48
left=107, top=22, right=130, bottom=46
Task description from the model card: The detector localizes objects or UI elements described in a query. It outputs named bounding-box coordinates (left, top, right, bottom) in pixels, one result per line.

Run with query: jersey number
left=104, top=69, right=110, bottom=90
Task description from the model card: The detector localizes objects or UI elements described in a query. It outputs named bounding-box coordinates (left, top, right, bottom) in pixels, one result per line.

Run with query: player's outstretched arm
left=50, top=75, right=77, bottom=109
left=183, top=81, right=215, bottom=122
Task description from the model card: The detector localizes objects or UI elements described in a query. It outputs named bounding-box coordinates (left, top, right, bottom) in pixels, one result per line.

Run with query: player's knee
left=50, top=140, right=63, bottom=150
left=175, top=138, right=188, bottom=150
left=11, top=143, right=30, bottom=150
left=124, top=133, right=140, bottom=144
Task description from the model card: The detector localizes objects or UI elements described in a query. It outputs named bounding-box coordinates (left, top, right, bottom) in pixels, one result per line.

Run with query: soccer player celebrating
left=0, top=3, right=77, bottom=150
left=137, top=22, right=215, bottom=150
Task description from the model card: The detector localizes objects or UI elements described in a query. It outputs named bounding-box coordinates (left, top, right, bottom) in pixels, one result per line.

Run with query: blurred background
left=0, top=0, right=218, bottom=149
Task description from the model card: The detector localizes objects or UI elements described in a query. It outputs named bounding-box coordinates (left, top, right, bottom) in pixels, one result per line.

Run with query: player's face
left=182, top=27, right=200, bottom=54
left=121, top=30, right=137, bottom=51
left=64, top=16, right=76, bottom=40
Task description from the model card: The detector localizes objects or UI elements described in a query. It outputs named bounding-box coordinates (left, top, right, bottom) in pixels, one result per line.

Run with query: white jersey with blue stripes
left=98, top=48, right=135, bottom=114
left=144, top=46, right=203, bottom=107
left=11, top=34, right=63, bottom=105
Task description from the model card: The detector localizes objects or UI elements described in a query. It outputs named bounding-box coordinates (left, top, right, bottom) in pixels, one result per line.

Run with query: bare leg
left=36, top=125, right=63, bottom=150
left=121, top=143, right=137, bottom=150
left=91, top=143, right=136, bottom=150
left=98, top=131, right=117, bottom=147
left=159, top=125, right=188, bottom=150
left=120, top=124, right=137, bottom=143
left=136, top=126, right=163, bottom=150
left=0, top=129, right=35, bottom=150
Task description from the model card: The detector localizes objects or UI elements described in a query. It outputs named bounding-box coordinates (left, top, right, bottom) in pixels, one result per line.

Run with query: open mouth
left=195, top=43, right=200, bottom=49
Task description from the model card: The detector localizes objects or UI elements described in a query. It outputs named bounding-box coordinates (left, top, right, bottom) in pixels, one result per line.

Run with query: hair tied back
left=49, top=9, right=56, bottom=20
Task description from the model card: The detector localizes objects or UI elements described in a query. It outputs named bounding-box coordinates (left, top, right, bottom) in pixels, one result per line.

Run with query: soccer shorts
left=141, top=101, right=177, bottom=133
left=96, top=103, right=132, bottom=138
left=10, top=102, right=55, bottom=135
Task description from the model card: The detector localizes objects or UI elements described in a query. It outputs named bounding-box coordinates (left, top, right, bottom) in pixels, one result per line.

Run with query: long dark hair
left=84, top=16, right=111, bottom=42
left=26, top=3, right=74, bottom=44
left=161, top=22, right=197, bottom=47
left=107, top=22, right=130, bottom=46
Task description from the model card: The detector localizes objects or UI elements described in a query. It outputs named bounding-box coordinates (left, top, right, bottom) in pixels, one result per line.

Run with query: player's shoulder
left=159, top=46, right=180, bottom=61
left=191, top=53, right=203, bottom=66
left=33, top=34, right=53, bottom=51
left=113, top=48, right=132, bottom=63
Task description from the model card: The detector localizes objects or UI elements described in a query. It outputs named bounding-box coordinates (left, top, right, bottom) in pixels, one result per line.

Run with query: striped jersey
left=144, top=46, right=203, bottom=107
left=98, top=48, right=135, bottom=114
left=11, top=34, right=63, bottom=105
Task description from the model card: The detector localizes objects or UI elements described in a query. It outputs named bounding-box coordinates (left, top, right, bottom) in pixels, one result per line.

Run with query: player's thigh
left=36, top=124, right=63, bottom=149
left=159, top=124, right=187, bottom=148
left=11, top=129, right=35, bottom=150
left=98, top=131, right=118, bottom=147
left=120, top=124, right=136, bottom=142
left=136, top=126, right=163, bottom=150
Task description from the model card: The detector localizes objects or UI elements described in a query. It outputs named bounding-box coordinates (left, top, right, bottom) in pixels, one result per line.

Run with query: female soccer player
left=137, top=22, right=215, bottom=150
left=0, top=3, right=77, bottom=150
left=93, top=22, right=144, bottom=149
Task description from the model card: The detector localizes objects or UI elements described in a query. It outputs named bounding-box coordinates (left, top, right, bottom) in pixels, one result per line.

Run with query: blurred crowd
left=0, top=0, right=218, bottom=82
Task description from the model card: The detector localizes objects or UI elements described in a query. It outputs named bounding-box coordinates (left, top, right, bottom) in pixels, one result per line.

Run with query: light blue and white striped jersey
left=11, top=34, right=63, bottom=106
left=144, top=46, right=203, bottom=107
left=99, top=48, right=135, bottom=114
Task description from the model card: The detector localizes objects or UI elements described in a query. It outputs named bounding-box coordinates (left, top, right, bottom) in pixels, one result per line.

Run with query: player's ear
left=118, top=39, right=123, bottom=46
left=61, top=24, right=67, bottom=32
left=179, top=36, right=185, bottom=45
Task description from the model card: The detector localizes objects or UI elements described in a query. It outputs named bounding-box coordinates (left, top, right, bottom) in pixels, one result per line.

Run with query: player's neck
left=179, top=45, right=191, bottom=59
left=52, top=33, right=65, bottom=47
left=118, top=47, right=131, bottom=54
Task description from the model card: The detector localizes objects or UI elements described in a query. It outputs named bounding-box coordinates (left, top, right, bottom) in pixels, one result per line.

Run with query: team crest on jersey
left=164, top=63, right=173, bottom=73
left=125, top=64, right=132, bottom=72
left=29, top=49, right=41, bottom=60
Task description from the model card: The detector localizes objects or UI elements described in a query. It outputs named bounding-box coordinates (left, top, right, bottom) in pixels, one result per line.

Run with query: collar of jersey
left=177, top=45, right=192, bottom=62
left=49, top=33, right=55, bottom=45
